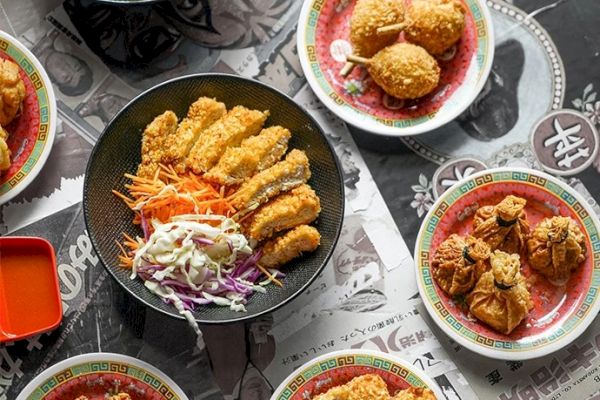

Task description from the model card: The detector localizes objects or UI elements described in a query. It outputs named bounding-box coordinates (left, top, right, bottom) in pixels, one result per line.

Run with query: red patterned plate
left=415, top=168, right=600, bottom=360
left=297, top=0, right=494, bottom=136
left=271, top=349, right=443, bottom=399
left=0, top=31, right=57, bottom=204
left=16, top=353, right=187, bottom=400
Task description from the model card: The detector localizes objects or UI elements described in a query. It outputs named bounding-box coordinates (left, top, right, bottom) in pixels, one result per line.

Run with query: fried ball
left=0, top=136, right=10, bottom=171
left=405, top=0, right=466, bottom=56
left=350, top=0, right=405, bottom=58
left=0, top=59, right=25, bottom=125
left=366, top=43, right=440, bottom=99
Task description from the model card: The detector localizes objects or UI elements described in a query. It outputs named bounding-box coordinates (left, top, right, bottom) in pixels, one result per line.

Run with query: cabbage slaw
left=131, top=214, right=283, bottom=319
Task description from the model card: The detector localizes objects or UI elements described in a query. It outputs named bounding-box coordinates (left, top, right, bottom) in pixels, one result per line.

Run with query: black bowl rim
left=82, top=72, right=345, bottom=324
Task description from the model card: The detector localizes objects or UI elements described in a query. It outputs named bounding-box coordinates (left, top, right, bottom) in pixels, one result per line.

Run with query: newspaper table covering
left=0, top=0, right=599, bottom=399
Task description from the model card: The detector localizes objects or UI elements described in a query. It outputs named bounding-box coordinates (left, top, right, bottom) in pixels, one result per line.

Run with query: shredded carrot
left=113, top=167, right=238, bottom=268
left=256, top=263, right=283, bottom=287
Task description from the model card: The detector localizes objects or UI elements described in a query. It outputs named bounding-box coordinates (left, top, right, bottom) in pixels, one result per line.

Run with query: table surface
left=1, top=0, right=600, bottom=399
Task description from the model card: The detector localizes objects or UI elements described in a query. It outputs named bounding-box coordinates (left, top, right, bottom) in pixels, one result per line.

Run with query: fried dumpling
left=467, top=250, right=532, bottom=335
left=472, top=195, right=529, bottom=254
left=432, top=234, right=490, bottom=296
left=527, top=216, right=586, bottom=282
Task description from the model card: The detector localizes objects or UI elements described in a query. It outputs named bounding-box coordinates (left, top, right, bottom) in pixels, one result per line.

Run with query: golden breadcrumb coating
left=204, top=125, right=291, bottom=186
left=0, top=59, right=25, bottom=126
left=391, top=387, right=437, bottom=400
left=0, top=136, right=9, bottom=171
left=0, top=125, right=8, bottom=140
left=368, top=43, right=440, bottom=99
left=242, top=184, right=320, bottom=242
left=259, top=225, right=321, bottom=269
left=405, top=0, right=466, bottom=56
left=350, top=0, right=405, bottom=57
left=231, top=149, right=311, bottom=212
left=164, top=97, right=226, bottom=167
left=136, top=110, right=179, bottom=178
left=107, top=394, right=132, bottom=400
left=313, top=374, right=390, bottom=400
left=186, top=106, right=269, bottom=173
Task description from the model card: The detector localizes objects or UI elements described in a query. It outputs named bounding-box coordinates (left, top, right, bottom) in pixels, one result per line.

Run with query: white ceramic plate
left=415, top=167, right=600, bottom=360
left=297, top=0, right=494, bottom=136
left=0, top=30, right=57, bottom=205
left=271, top=349, right=444, bottom=399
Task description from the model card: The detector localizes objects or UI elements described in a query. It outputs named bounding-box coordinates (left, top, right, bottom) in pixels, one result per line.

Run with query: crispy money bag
left=467, top=250, right=533, bottom=335
left=527, top=216, right=586, bottom=282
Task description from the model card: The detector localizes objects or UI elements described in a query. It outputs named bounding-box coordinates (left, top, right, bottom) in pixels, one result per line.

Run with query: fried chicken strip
left=313, top=374, right=390, bottom=400
left=186, top=106, right=269, bottom=173
left=259, top=225, right=320, bottom=269
left=136, top=110, right=178, bottom=178
left=164, top=97, right=226, bottom=169
left=204, top=125, right=291, bottom=185
left=242, top=184, right=320, bottom=242
left=231, top=149, right=311, bottom=212
left=392, top=387, right=437, bottom=400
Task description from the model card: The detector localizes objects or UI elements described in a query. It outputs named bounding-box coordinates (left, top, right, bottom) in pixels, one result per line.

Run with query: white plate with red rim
left=415, top=167, right=600, bottom=360
left=271, top=349, right=444, bottom=399
left=296, top=0, right=495, bottom=136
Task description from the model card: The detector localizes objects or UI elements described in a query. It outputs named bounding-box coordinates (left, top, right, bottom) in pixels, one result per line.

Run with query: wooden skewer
left=340, top=61, right=356, bottom=78
left=346, top=54, right=370, bottom=65
left=376, top=22, right=407, bottom=35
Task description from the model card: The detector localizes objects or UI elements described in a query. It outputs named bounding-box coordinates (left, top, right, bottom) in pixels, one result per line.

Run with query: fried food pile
left=312, top=374, right=436, bottom=400
left=431, top=194, right=588, bottom=335
left=345, top=0, right=466, bottom=100
left=0, top=59, right=26, bottom=173
left=135, top=97, right=321, bottom=270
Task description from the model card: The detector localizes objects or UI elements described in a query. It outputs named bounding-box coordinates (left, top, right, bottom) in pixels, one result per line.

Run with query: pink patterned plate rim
left=271, top=349, right=444, bottom=400
left=414, top=167, right=600, bottom=360
left=297, top=0, right=494, bottom=136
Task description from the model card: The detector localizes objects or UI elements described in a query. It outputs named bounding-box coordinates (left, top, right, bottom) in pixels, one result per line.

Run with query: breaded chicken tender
left=186, top=106, right=269, bottom=173
left=242, top=184, right=320, bottom=242
left=259, top=225, right=321, bottom=269
left=405, top=0, right=466, bottom=56
left=364, top=43, right=440, bottom=99
left=0, top=136, right=9, bottom=171
left=204, top=125, right=291, bottom=186
left=0, top=59, right=25, bottom=126
left=164, top=97, right=226, bottom=168
left=136, top=110, right=178, bottom=178
left=350, top=0, right=405, bottom=58
left=232, top=149, right=311, bottom=212
left=313, top=374, right=390, bottom=400
left=392, top=387, right=437, bottom=400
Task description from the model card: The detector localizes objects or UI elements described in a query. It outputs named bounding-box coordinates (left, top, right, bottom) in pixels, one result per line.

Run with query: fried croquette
left=204, top=125, right=291, bottom=186
left=136, top=110, right=178, bottom=178
left=313, top=374, right=390, bottom=400
left=231, top=149, right=310, bottom=212
left=405, top=0, right=466, bottom=56
left=164, top=97, right=226, bottom=168
left=0, top=125, right=8, bottom=140
left=363, top=43, right=440, bottom=99
left=391, top=387, right=436, bottom=400
left=259, top=225, right=321, bottom=269
left=0, top=59, right=25, bottom=126
left=0, top=135, right=9, bottom=172
left=350, top=0, right=405, bottom=58
left=186, top=106, right=269, bottom=174
left=242, top=184, right=320, bottom=242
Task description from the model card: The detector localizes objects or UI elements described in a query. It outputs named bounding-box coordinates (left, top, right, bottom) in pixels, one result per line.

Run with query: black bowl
left=83, top=73, right=344, bottom=324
